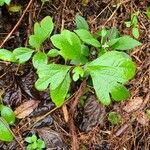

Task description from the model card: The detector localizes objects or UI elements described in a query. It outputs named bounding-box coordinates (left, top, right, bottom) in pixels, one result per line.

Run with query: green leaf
left=0, top=49, right=16, bottom=62
left=0, top=117, right=13, bottom=142
left=37, top=139, right=45, bottom=149
left=50, top=34, right=62, bottom=49
left=110, top=35, right=141, bottom=50
left=35, top=64, right=70, bottom=91
left=29, top=35, right=42, bottom=49
left=4, top=0, right=11, bottom=5
left=0, top=1, right=4, bottom=6
left=31, top=134, right=37, bottom=142
left=72, top=66, right=84, bottom=81
left=32, top=141, right=38, bottom=149
left=0, top=105, right=15, bottom=125
left=146, top=109, right=150, bottom=120
left=125, top=21, right=131, bottom=27
left=13, top=47, right=34, bottom=64
left=47, top=49, right=60, bottom=57
left=50, top=72, right=71, bottom=107
left=75, top=15, right=89, bottom=30
left=32, top=52, right=48, bottom=69
left=132, top=27, right=139, bottom=39
left=108, top=112, right=121, bottom=125
left=146, top=7, right=150, bottom=20
left=87, top=51, right=136, bottom=105
left=74, top=29, right=101, bottom=47
left=96, top=27, right=108, bottom=38
left=111, top=84, right=130, bottom=101
left=81, top=45, right=89, bottom=56
left=26, top=145, right=32, bottom=150
left=51, top=30, right=82, bottom=60
left=29, top=16, right=54, bottom=48
left=131, top=14, right=138, bottom=26
left=25, top=137, right=32, bottom=143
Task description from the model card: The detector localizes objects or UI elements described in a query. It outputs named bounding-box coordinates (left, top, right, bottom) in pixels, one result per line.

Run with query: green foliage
left=108, top=35, right=141, bottom=50
left=86, top=51, right=135, bottom=105
left=13, top=47, right=34, bottom=64
left=0, top=49, right=16, bottom=62
left=32, top=52, right=48, bottom=69
left=146, top=7, right=150, bottom=20
left=74, top=29, right=101, bottom=47
left=0, top=118, right=13, bottom=142
left=0, top=15, right=142, bottom=107
left=0, top=105, right=15, bottom=125
left=108, top=112, right=121, bottom=125
left=0, top=0, right=11, bottom=6
left=72, top=66, right=84, bottom=81
left=75, top=15, right=89, bottom=30
left=25, top=134, right=45, bottom=150
left=0, top=105, right=15, bottom=142
left=51, top=30, right=82, bottom=61
left=47, top=49, right=60, bottom=57
left=29, top=16, right=54, bottom=49
left=146, top=109, right=150, bottom=120
left=125, top=11, right=140, bottom=39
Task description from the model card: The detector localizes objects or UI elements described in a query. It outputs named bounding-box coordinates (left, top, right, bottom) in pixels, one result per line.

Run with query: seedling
left=0, top=104, right=15, bottom=141
left=25, top=134, right=45, bottom=150
left=0, top=0, right=11, bottom=6
left=108, top=112, right=121, bottom=125
left=0, top=15, right=141, bottom=107
left=125, top=11, right=140, bottom=39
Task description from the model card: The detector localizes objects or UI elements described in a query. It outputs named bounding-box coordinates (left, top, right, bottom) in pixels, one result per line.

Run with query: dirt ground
left=0, top=0, right=150, bottom=149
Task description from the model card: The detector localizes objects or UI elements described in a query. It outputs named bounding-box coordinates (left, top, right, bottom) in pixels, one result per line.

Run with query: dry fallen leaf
left=136, top=111, right=149, bottom=126
left=37, top=128, right=67, bottom=149
left=14, top=100, right=40, bottom=119
left=123, top=97, right=143, bottom=113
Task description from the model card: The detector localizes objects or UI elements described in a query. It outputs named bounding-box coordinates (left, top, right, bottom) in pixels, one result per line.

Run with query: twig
left=0, top=0, right=33, bottom=48
left=61, top=0, right=67, bottom=31
left=69, top=80, right=86, bottom=150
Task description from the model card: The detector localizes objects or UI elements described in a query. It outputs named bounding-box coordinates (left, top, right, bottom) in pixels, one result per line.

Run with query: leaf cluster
left=125, top=11, right=140, bottom=39
left=25, top=134, right=45, bottom=150
left=0, top=15, right=142, bottom=107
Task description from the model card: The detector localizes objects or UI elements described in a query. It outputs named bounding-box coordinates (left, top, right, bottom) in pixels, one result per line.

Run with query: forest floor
left=0, top=0, right=150, bottom=150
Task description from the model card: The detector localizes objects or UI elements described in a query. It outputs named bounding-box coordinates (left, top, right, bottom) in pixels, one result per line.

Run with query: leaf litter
left=0, top=0, right=150, bottom=149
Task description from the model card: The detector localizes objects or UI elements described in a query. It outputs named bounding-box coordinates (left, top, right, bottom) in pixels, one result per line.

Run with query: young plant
left=0, top=0, right=11, bottom=6
left=125, top=11, right=140, bottom=39
left=25, top=134, right=45, bottom=150
left=108, top=111, right=121, bottom=125
left=0, top=15, right=141, bottom=107
left=0, top=104, right=15, bottom=142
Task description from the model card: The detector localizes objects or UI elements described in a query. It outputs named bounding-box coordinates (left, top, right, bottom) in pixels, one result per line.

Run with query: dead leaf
left=77, top=95, right=106, bottom=133
left=136, top=111, right=149, bottom=126
left=123, top=97, right=143, bottom=113
left=14, top=100, right=40, bottom=119
left=37, top=128, right=67, bottom=149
